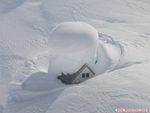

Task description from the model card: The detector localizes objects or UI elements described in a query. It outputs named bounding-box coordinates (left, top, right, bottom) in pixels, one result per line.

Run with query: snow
left=48, top=22, right=99, bottom=75
left=0, top=0, right=150, bottom=113
left=0, top=105, right=3, bottom=113
left=22, top=72, right=53, bottom=91
left=22, top=22, right=121, bottom=90
left=48, top=22, right=99, bottom=57
left=47, top=22, right=121, bottom=87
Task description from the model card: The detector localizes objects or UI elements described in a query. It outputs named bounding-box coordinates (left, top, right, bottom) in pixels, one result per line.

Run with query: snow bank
left=21, top=32, right=122, bottom=92
left=22, top=72, right=55, bottom=91
left=0, top=105, right=3, bottom=113
left=1, top=0, right=150, bottom=113
left=48, top=22, right=99, bottom=56
left=0, top=0, right=24, bottom=13
left=48, top=22, right=99, bottom=75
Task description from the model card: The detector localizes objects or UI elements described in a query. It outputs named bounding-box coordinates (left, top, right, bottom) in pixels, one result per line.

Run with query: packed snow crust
left=0, top=0, right=150, bottom=113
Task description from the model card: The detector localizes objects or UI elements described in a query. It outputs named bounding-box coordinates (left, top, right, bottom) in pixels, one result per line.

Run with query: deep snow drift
left=1, top=0, right=150, bottom=113
left=48, top=22, right=99, bottom=75
left=22, top=22, right=121, bottom=90
left=48, top=22, right=121, bottom=76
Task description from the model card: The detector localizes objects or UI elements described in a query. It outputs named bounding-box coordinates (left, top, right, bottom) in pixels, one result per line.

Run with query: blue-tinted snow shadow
left=5, top=72, right=67, bottom=113
left=110, top=61, right=142, bottom=72
left=0, top=0, right=25, bottom=14
left=21, top=72, right=61, bottom=92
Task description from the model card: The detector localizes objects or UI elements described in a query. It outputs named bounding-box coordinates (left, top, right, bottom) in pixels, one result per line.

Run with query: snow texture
left=0, top=105, right=3, bottom=113
left=0, top=0, right=150, bottom=113
left=48, top=22, right=99, bottom=74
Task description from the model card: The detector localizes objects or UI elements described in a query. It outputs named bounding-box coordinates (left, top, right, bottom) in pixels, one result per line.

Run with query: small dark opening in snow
left=82, top=73, right=90, bottom=78
left=86, top=73, right=89, bottom=77
left=82, top=73, right=85, bottom=78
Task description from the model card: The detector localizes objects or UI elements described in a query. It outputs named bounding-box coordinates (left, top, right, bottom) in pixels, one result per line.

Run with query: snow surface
left=0, top=0, right=150, bottom=113
left=22, top=22, right=121, bottom=90
left=48, top=22, right=99, bottom=77
left=0, top=105, right=3, bottom=113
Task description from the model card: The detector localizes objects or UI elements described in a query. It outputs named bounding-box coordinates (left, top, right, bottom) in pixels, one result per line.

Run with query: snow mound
left=48, top=22, right=99, bottom=75
left=22, top=72, right=53, bottom=91
left=2, top=0, right=150, bottom=113
left=0, top=0, right=24, bottom=13
left=48, top=22, right=99, bottom=57
left=20, top=32, right=123, bottom=92
left=0, top=105, right=3, bottom=113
